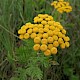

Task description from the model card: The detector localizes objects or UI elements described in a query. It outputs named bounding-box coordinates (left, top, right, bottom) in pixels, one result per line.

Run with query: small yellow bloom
left=44, top=49, right=51, bottom=56
left=58, top=38, right=64, bottom=44
left=44, top=27, right=49, bottom=32
left=60, top=43, right=65, bottom=49
left=34, top=16, right=39, bottom=20
left=57, top=25, right=63, bottom=30
left=34, top=19, right=38, bottom=23
left=49, top=26, right=55, bottom=30
left=58, top=32, right=63, bottom=38
left=24, top=33, right=29, bottom=39
left=33, top=24, right=38, bottom=27
left=40, top=44, right=47, bottom=51
left=38, top=14, right=47, bottom=19
left=19, top=35, right=24, bottom=39
left=51, top=1, right=57, bottom=6
left=48, top=21, right=54, bottom=25
left=37, top=18, right=43, bottom=22
left=53, top=41, right=59, bottom=47
left=47, top=37, right=53, bottom=43
left=48, top=44, right=53, bottom=49
left=65, top=42, right=70, bottom=47
left=55, top=27, right=60, bottom=32
left=38, top=24, right=43, bottom=28
left=27, top=29, right=32, bottom=34
left=41, top=20, right=47, bottom=25
left=53, top=31, right=59, bottom=35
left=34, top=37, right=41, bottom=44
left=33, top=27, right=38, bottom=33
left=48, top=16, right=54, bottom=20
left=18, top=29, right=26, bottom=34
left=21, top=25, right=28, bottom=30
left=43, top=33, right=48, bottom=38
left=41, top=39, right=47, bottom=44
left=45, top=24, right=49, bottom=28
left=31, top=33, right=37, bottom=39
left=37, top=33, right=43, bottom=38
left=45, top=18, right=51, bottom=21
left=25, top=22, right=31, bottom=26
left=53, top=35, right=58, bottom=41
left=33, top=44, right=40, bottom=51
left=39, top=28, right=44, bottom=33
left=62, top=29, right=66, bottom=34
left=51, top=47, right=57, bottom=54
left=59, top=0, right=64, bottom=2
left=47, top=30, right=53, bottom=36
left=28, top=24, right=34, bottom=28
left=63, top=36, right=70, bottom=42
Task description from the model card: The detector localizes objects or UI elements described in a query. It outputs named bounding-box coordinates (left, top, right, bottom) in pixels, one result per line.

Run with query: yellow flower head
left=48, top=16, right=54, bottom=21
left=24, top=33, right=29, bottom=39
left=34, top=37, right=41, bottom=44
left=38, top=24, right=43, bottom=28
left=37, top=33, right=43, bottom=38
left=48, top=44, right=53, bottom=49
left=38, top=14, right=48, bottom=19
left=45, top=18, right=51, bottom=21
left=39, top=28, right=44, bottom=34
left=33, top=44, right=40, bottom=51
left=58, top=32, right=63, bottom=38
left=37, top=18, right=43, bottom=23
left=63, top=36, right=70, bottom=42
left=48, top=21, right=54, bottom=25
left=41, top=20, right=47, bottom=25
left=60, top=43, right=65, bottom=49
left=18, top=29, right=26, bottom=34
left=65, top=42, right=70, bottom=47
left=53, top=41, right=59, bottom=47
left=41, top=39, right=47, bottom=44
left=21, top=25, right=28, bottom=30
left=59, top=0, right=64, bottom=2
left=33, top=27, right=39, bottom=33
left=45, top=24, right=49, bottom=28
left=40, top=44, right=47, bottom=51
left=27, top=29, right=33, bottom=34
left=49, top=26, right=55, bottom=30
left=44, top=49, right=51, bottom=56
left=53, top=35, right=58, bottom=41
left=51, top=47, right=57, bottom=54
left=43, top=33, right=48, bottom=39
left=58, top=38, right=64, bottom=44
left=31, top=33, right=37, bottom=39
left=48, top=37, right=53, bottom=43
left=62, top=29, right=66, bottom=34
left=44, top=27, right=49, bottom=32
left=47, top=30, right=53, bottom=36
left=19, top=35, right=24, bottom=39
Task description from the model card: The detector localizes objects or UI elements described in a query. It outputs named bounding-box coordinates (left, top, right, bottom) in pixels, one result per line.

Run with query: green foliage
left=0, top=0, right=80, bottom=80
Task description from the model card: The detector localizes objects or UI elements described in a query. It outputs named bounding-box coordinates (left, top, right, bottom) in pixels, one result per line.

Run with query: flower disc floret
left=34, top=37, right=41, bottom=44
left=33, top=44, right=40, bottom=51
left=40, top=44, right=47, bottom=51
left=51, top=47, right=57, bottom=54
left=44, top=49, right=51, bottom=56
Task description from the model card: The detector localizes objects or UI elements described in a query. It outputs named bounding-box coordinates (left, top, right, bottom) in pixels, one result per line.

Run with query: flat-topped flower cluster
left=18, top=14, right=70, bottom=56
left=51, top=0, right=72, bottom=13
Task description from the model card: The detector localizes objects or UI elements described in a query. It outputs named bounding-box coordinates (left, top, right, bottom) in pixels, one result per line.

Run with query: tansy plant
left=18, top=14, right=70, bottom=56
left=51, top=0, right=72, bottom=13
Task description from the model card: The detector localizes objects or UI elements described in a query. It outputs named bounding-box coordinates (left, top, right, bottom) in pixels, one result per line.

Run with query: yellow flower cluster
left=51, top=0, right=72, bottom=13
left=18, top=14, right=70, bottom=56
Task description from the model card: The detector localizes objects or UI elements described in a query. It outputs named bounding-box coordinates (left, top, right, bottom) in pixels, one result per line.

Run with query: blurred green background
left=0, top=0, right=80, bottom=80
